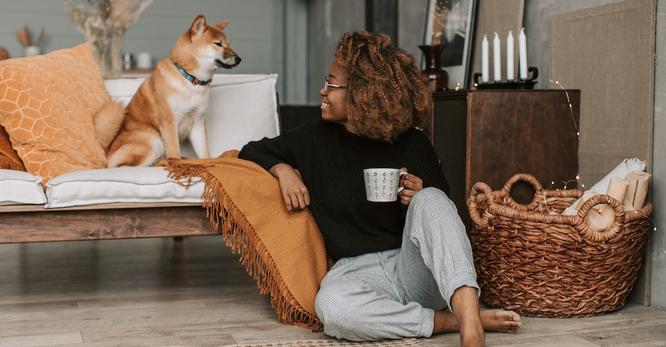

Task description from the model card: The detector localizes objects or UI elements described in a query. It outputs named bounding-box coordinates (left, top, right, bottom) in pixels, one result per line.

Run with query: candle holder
left=473, top=66, right=539, bottom=90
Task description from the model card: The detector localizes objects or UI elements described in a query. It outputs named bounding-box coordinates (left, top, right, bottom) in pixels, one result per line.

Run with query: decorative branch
left=64, top=0, right=153, bottom=77
left=34, top=28, right=45, bottom=47
left=431, top=1, right=449, bottom=46
left=16, top=25, right=32, bottom=48
left=0, top=47, right=9, bottom=61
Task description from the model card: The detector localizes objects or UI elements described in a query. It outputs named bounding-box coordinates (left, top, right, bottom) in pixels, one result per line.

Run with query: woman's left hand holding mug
left=398, top=168, right=423, bottom=206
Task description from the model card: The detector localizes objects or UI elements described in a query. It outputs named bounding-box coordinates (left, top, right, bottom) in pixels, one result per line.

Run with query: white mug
left=363, top=168, right=407, bottom=202
left=136, top=52, right=153, bottom=69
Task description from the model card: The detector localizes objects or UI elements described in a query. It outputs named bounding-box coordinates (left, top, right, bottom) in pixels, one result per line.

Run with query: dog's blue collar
left=174, top=63, right=212, bottom=86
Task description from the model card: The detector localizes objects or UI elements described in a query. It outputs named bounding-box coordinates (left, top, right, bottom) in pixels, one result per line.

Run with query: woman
left=239, top=32, right=520, bottom=346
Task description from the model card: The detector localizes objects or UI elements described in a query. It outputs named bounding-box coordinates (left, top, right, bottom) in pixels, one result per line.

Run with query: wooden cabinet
left=425, top=90, right=580, bottom=227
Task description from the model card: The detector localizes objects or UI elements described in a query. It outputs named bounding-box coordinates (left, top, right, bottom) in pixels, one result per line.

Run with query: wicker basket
left=466, top=173, right=653, bottom=318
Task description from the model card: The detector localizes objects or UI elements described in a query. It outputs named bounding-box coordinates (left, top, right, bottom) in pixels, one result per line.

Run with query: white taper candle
left=493, top=32, right=501, bottom=82
left=507, top=31, right=514, bottom=81
left=481, top=34, right=489, bottom=82
left=519, top=27, right=528, bottom=80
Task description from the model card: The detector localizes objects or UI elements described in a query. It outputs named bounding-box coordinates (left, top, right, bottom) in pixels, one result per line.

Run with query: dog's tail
left=94, top=100, right=126, bottom=151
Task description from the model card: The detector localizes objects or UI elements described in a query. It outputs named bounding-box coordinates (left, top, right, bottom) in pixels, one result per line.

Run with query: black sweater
left=238, top=120, right=448, bottom=260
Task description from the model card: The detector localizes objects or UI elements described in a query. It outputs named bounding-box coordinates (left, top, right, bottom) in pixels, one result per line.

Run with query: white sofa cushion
left=45, top=167, right=203, bottom=208
left=0, top=169, right=47, bottom=205
left=41, top=74, right=277, bottom=208
left=104, top=74, right=280, bottom=157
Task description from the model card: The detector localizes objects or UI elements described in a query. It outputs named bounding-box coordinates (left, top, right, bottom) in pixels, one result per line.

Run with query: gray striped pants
left=314, top=187, right=479, bottom=341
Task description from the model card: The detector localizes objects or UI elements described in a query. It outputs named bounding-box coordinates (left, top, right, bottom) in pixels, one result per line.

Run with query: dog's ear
left=190, top=15, right=207, bottom=39
left=213, top=20, right=229, bottom=30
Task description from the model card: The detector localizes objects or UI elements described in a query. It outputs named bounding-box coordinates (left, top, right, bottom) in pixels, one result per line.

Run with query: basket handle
left=500, top=173, right=544, bottom=211
left=467, top=182, right=494, bottom=229
left=575, top=194, right=625, bottom=242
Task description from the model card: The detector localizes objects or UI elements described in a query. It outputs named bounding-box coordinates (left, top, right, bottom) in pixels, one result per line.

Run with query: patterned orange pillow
left=0, top=43, right=108, bottom=181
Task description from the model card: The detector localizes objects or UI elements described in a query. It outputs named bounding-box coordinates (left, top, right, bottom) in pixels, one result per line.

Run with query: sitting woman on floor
left=239, top=31, right=521, bottom=346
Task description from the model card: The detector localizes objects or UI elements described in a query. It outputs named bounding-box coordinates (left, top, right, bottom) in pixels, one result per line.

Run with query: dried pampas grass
left=431, top=2, right=448, bottom=46
left=15, top=25, right=45, bottom=48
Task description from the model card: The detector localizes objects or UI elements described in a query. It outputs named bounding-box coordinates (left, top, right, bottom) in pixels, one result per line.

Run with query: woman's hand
left=398, top=168, right=423, bottom=206
left=270, top=163, right=310, bottom=212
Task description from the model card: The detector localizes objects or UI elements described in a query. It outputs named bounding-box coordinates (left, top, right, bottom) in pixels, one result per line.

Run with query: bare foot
left=481, top=309, right=521, bottom=332
left=433, top=309, right=522, bottom=334
left=460, top=322, right=485, bottom=347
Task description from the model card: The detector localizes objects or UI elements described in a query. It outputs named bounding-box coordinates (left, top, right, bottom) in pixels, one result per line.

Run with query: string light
left=633, top=210, right=658, bottom=233
left=562, top=179, right=578, bottom=190
left=537, top=187, right=556, bottom=214
left=546, top=79, right=585, bottom=192
left=547, top=178, right=583, bottom=190
left=549, top=79, right=579, bottom=137
left=541, top=80, right=655, bottom=234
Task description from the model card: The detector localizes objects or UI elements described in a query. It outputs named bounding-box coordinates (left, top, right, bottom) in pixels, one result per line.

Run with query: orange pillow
left=0, top=125, right=25, bottom=171
left=0, top=43, right=108, bottom=181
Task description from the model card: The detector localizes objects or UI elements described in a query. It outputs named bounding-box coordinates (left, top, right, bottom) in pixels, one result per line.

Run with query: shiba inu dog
left=97, top=14, right=240, bottom=167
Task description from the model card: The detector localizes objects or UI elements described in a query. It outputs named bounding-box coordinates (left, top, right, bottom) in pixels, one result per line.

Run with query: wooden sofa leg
left=173, top=237, right=184, bottom=242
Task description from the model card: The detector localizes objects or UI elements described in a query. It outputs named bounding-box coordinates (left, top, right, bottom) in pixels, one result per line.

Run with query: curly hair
left=335, top=31, right=431, bottom=142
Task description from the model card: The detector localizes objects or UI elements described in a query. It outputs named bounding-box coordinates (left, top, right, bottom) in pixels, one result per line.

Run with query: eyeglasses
left=323, top=80, right=347, bottom=93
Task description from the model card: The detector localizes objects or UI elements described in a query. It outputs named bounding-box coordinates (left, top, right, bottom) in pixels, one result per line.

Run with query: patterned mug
left=363, top=168, right=407, bottom=202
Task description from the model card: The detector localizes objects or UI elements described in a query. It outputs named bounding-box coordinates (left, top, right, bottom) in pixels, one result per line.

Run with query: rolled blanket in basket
left=563, top=158, right=645, bottom=215
left=624, top=172, right=651, bottom=211
left=162, top=151, right=328, bottom=331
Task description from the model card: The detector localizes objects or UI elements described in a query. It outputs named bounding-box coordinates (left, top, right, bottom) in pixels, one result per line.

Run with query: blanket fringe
left=165, top=160, right=323, bottom=331
left=161, top=158, right=221, bottom=187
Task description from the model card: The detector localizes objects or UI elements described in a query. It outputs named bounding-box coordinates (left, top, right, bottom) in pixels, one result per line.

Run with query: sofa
left=0, top=74, right=280, bottom=244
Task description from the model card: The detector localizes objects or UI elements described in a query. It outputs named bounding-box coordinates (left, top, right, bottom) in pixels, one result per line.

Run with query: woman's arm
left=413, top=131, right=449, bottom=192
left=270, top=163, right=310, bottom=211
left=398, top=131, right=449, bottom=205
left=239, top=123, right=318, bottom=211
left=239, top=134, right=296, bottom=173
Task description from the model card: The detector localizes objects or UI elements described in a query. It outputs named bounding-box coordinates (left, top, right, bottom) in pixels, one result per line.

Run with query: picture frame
left=423, top=0, right=478, bottom=89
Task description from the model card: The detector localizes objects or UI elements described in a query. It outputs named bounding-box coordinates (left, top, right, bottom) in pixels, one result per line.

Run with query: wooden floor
left=0, top=236, right=665, bottom=347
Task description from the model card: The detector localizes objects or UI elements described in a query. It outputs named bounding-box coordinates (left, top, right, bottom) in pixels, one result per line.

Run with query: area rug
left=228, top=338, right=424, bottom=347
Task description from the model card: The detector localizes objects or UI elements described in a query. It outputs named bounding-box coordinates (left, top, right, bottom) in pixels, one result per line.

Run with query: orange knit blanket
left=163, top=151, right=328, bottom=331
